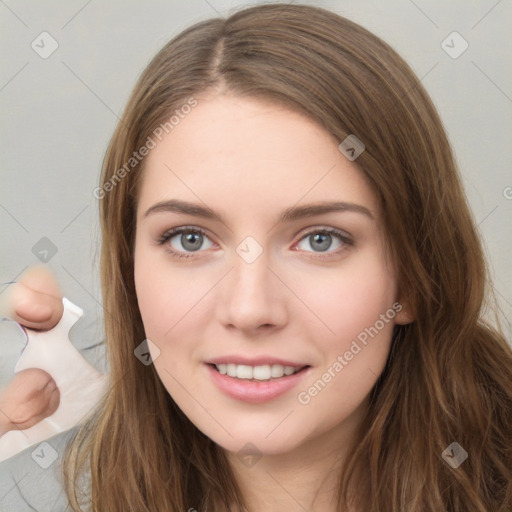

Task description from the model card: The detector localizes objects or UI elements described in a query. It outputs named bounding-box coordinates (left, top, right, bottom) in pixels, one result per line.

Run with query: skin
left=0, top=368, right=60, bottom=436
left=134, top=94, right=412, bottom=511
left=0, top=266, right=62, bottom=436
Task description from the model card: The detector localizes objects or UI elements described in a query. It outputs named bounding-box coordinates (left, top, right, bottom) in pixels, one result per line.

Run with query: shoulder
left=0, top=427, right=81, bottom=512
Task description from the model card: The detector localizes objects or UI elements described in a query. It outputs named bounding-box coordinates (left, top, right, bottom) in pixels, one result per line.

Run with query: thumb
left=0, top=266, right=64, bottom=331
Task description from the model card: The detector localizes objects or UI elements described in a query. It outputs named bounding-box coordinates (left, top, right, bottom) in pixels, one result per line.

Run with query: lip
left=204, top=355, right=308, bottom=367
left=205, top=363, right=311, bottom=404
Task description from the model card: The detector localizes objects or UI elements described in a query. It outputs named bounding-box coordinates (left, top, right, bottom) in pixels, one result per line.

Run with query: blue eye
left=157, top=226, right=352, bottom=260
left=158, top=227, right=213, bottom=258
left=296, top=228, right=352, bottom=255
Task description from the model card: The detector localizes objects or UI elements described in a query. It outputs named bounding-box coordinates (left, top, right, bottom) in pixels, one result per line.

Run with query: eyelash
left=156, top=226, right=353, bottom=260
left=157, top=226, right=211, bottom=260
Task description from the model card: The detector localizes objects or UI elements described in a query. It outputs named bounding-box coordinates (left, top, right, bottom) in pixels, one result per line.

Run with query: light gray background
left=1, top=0, right=511, bottom=359
left=0, top=1, right=510, bottom=509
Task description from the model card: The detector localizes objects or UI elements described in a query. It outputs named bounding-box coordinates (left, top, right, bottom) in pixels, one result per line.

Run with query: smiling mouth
left=210, top=363, right=309, bottom=381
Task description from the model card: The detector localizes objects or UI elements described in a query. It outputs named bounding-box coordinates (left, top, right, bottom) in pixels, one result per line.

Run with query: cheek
left=295, top=249, right=397, bottom=342
left=134, top=246, right=208, bottom=340
left=134, top=258, right=204, bottom=400
left=293, top=250, right=397, bottom=406
left=133, top=250, right=219, bottom=396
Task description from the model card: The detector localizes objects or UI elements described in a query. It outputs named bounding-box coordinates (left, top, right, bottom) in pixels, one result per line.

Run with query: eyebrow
left=143, top=199, right=374, bottom=223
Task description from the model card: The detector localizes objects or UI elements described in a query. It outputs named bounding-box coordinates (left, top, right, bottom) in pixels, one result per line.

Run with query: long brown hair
left=63, top=4, right=512, bottom=511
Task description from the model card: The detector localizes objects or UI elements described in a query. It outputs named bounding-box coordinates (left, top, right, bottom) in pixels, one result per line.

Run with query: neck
left=221, top=399, right=367, bottom=512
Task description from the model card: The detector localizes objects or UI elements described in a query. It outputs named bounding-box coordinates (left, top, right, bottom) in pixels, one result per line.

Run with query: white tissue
left=0, top=298, right=107, bottom=462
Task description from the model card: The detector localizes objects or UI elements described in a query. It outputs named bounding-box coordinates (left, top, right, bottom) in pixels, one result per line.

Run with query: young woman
left=5, top=3, right=512, bottom=511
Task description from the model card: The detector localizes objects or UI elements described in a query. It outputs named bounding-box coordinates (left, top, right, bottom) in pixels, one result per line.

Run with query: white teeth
left=214, top=363, right=303, bottom=380
left=253, top=365, right=271, bottom=380
left=237, top=365, right=253, bottom=379
left=271, top=364, right=284, bottom=377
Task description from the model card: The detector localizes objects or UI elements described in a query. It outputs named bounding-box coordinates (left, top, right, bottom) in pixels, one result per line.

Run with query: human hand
left=0, top=368, right=60, bottom=436
left=0, top=265, right=63, bottom=436
left=0, top=264, right=64, bottom=330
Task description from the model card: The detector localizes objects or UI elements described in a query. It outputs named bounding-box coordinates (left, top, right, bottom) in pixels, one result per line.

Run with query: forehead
left=136, top=94, right=378, bottom=222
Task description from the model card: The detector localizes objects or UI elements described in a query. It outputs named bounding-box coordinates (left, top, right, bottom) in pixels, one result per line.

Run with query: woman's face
left=134, top=94, right=409, bottom=457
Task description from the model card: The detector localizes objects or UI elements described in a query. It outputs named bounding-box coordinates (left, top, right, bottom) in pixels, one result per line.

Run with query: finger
left=1, top=266, right=64, bottom=330
left=18, top=265, right=62, bottom=298
left=43, top=380, right=60, bottom=418
left=17, top=376, right=60, bottom=427
left=0, top=385, right=60, bottom=434
left=12, top=285, right=64, bottom=330
left=0, top=369, right=59, bottom=426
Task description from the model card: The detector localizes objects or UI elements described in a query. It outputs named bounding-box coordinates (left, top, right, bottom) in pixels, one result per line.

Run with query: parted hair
left=63, top=4, right=512, bottom=511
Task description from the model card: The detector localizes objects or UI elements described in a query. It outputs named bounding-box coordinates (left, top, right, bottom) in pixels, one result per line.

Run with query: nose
left=216, top=249, right=288, bottom=335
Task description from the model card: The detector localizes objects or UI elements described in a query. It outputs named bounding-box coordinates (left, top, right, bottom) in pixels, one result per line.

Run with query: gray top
left=0, top=427, right=84, bottom=512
